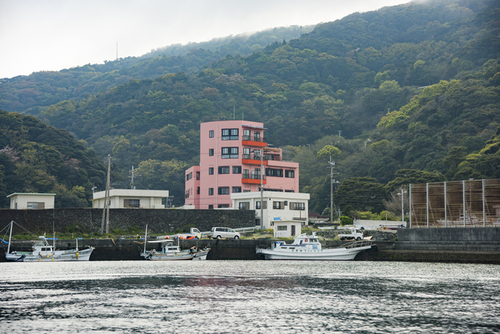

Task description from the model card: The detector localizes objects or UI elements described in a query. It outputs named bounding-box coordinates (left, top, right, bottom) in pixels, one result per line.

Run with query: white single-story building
left=7, top=193, right=56, bottom=209
left=92, top=189, right=169, bottom=209
left=231, top=191, right=310, bottom=230
left=273, top=220, right=302, bottom=238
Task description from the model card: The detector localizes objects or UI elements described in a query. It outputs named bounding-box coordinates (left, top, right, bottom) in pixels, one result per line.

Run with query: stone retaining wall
left=0, top=208, right=255, bottom=235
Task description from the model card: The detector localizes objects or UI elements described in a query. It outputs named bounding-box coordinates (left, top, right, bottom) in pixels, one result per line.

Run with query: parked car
left=211, top=227, right=240, bottom=239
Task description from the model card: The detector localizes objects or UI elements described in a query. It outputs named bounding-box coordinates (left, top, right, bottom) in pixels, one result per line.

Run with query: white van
left=210, top=227, right=240, bottom=239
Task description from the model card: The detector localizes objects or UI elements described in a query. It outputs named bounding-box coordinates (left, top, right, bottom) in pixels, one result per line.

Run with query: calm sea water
left=1, top=261, right=499, bottom=333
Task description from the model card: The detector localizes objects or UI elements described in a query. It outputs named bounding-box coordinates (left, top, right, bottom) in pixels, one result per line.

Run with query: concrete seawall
left=396, top=227, right=500, bottom=251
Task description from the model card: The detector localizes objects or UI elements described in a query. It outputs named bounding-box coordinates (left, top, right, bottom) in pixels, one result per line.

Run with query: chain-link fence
left=409, top=179, right=500, bottom=228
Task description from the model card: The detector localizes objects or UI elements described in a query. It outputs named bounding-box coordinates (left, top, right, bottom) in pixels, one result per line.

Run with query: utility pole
left=329, top=156, right=335, bottom=224
left=260, top=149, right=264, bottom=231
left=101, top=154, right=111, bottom=236
left=399, top=186, right=407, bottom=225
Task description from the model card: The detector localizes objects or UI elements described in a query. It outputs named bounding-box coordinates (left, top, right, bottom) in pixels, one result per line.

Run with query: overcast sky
left=0, top=0, right=411, bottom=79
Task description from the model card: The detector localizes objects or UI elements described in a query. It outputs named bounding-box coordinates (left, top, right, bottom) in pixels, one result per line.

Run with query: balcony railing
left=243, top=135, right=267, bottom=143
left=242, top=171, right=266, bottom=180
left=242, top=153, right=281, bottom=162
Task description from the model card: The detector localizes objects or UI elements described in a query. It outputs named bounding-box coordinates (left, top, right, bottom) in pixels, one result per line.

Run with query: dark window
left=209, top=130, right=214, bottom=138
left=232, top=186, right=241, bottom=193
left=243, top=129, right=250, bottom=140
left=256, top=201, right=267, bottom=209
left=222, top=128, right=238, bottom=140
left=208, top=167, right=214, bottom=175
left=208, top=188, right=214, bottom=196
left=239, top=202, right=250, bottom=210
left=233, top=166, right=242, bottom=174
left=124, top=199, right=140, bottom=208
left=266, top=168, right=283, bottom=177
left=273, top=201, right=284, bottom=209
left=218, top=166, right=230, bottom=174
left=254, top=131, right=260, bottom=141
left=221, top=147, right=238, bottom=159
left=27, top=202, right=44, bottom=209
left=209, top=205, right=214, bottom=209
left=218, top=204, right=230, bottom=208
left=291, top=202, right=305, bottom=210
left=285, top=170, right=295, bottom=178
left=197, top=187, right=200, bottom=195
left=218, top=187, right=230, bottom=195
left=243, top=147, right=250, bottom=159
left=209, top=149, right=214, bottom=156
left=196, top=171, right=200, bottom=180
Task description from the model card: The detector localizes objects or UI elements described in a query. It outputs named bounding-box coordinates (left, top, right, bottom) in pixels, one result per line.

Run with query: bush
left=340, top=216, right=353, bottom=226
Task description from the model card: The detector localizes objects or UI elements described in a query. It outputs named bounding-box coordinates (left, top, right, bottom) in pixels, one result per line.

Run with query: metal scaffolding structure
left=409, top=179, right=500, bottom=228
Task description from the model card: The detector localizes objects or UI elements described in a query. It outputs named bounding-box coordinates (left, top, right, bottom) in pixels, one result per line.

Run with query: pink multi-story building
left=185, top=120, right=299, bottom=209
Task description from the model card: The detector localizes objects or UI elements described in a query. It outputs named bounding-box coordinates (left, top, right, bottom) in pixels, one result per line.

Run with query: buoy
left=76, top=252, right=79, bottom=260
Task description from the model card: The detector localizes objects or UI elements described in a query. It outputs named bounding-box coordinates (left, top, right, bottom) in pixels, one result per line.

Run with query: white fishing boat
left=140, top=225, right=210, bottom=261
left=256, top=233, right=374, bottom=261
left=5, top=221, right=94, bottom=262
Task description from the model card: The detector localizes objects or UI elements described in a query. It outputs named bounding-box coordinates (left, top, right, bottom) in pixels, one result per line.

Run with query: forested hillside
left=0, top=110, right=105, bottom=208
left=0, top=0, right=498, bottom=216
left=0, top=26, right=311, bottom=116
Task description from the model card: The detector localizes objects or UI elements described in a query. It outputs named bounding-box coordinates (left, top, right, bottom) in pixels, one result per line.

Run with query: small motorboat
left=256, top=233, right=374, bottom=261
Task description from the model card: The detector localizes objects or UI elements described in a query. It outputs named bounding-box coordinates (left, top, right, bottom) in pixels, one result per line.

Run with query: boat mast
left=7, top=220, right=13, bottom=254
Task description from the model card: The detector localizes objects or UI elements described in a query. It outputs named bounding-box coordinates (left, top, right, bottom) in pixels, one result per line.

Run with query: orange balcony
left=242, top=174, right=267, bottom=184
left=242, top=135, right=267, bottom=147
left=242, top=159, right=269, bottom=166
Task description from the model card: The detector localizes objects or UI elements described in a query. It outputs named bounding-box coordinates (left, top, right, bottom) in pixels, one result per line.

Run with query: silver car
left=211, top=227, right=240, bottom=239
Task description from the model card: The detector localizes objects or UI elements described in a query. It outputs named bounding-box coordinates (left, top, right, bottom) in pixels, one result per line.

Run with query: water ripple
left=0, top=261, right=499, bottom=333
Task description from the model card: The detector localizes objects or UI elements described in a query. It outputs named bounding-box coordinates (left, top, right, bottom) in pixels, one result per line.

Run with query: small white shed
left=273, top=220, right=302, bottom=238
left=7, top=193, right=56, bottom=209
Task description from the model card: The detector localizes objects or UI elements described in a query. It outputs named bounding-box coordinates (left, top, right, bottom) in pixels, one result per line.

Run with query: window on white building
left=27, top=202, right=44, bottom=209
left=238, top=202, right=250, bottom=210
left=277, top=225, right=288, bottom=231
left=124, top=199, right=140, bottom=208
left=273, top=201, right=284, bottom=209
left=256, top=201, right=267, bottom=209
left=291, top=202, right=306, bottom=210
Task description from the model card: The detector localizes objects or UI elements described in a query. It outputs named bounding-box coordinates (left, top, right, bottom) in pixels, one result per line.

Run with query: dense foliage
left=0, top=0, right=498, bottom=216
left=0, top=110, right=105, bottom=208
